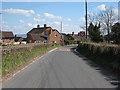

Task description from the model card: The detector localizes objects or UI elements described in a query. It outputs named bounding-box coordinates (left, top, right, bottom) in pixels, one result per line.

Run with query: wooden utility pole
left=85, top=0, right=88, bottom=39
left=60, top=22, right=64, bottom=45
left=61, top=22, right=62, bottom=39
left=118, top=1, right=120, bottom=23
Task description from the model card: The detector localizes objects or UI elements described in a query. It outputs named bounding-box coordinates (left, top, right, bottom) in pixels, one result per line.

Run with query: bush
left=65, top=40, right=78, bottom=45
left=77, top=42, right=120, bottom=72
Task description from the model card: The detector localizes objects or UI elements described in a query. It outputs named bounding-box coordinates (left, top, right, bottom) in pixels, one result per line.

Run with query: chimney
left=72, top=32, right=74, bottom=36
left=37, top=25, right=40, bottom=28
left=44, top=24, right=47, bottom=28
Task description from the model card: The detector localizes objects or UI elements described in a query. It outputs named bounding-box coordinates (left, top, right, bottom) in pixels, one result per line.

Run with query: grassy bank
left=77, top=42, right=120, bottom=75
left=2, top=44, right=61, bottom=76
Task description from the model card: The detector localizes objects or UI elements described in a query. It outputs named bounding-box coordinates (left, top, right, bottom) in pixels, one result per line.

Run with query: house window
left=9, top=38, right=11, bottom=40
left=55, top=33, right=57, bottom=37
left=44, top=40, right=47, bottom=43
left=36, top=40, right=41, bottom=43
left=53, top=41, right=57, bottom=43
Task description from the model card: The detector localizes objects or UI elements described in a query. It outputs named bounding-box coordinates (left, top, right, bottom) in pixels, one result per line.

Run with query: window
left=55, top=33, right=57, bottom=37
left=54, top=41, right=57, bottom=43
left=9, top=38, right=11, bottom=40
left=44, top=40, right=47, bottom=43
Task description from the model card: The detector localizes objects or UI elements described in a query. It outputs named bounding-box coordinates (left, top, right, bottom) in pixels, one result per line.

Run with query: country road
left=3, top=45, right=119, bottom=88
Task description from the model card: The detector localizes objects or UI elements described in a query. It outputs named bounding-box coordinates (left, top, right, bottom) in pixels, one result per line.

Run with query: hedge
left=77, top=42, right=120, bottom=73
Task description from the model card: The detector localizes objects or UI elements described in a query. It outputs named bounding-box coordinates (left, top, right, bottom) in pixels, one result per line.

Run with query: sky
left=1, top=1, right=119, bottom=34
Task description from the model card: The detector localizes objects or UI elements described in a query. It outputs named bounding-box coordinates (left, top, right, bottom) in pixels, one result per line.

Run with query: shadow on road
left=71, top=48, right=120, bottom=89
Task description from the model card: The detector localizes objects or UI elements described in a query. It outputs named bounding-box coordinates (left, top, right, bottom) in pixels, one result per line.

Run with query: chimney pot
left=44, top=24, right=47, bottom=28
left=72, top=32, right=74, bottom=36
left=37, top=25, right=40, bottom=28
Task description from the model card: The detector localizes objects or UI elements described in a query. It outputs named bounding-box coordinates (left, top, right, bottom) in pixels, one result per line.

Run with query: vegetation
left=87, top=6, right=118, bottom=43
left=64, top=40, right=78, bottom=45
left=2, top=44, right=61, bottom=76
left=88, top=22, right=102, bottom=43
left=110, top=22, right=120, bottom=44
left=77, top=42, right=120, bottom=73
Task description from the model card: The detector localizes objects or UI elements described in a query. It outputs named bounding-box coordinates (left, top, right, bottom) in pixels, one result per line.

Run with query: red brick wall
left=48, top=30, right=61, bottom=44
left=2, top=38, right=14, bottom=44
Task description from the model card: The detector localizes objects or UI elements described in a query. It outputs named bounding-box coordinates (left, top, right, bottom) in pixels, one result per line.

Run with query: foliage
left=77, top=42, right=120, bottom=73
left=64, top=40, right=78, bottom=45
left=111, top=22, right=120, bottom=44
left=88, top=22, right=102, bottom=42
left=2, top=44, right=61, bottom=76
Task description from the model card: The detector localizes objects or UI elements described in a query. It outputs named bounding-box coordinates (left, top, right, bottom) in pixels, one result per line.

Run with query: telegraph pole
left=85, top=0, right=88, bottom=39
left=118, top=1, right=120, bottom=23
left=61, top=22, right=62, bottom=39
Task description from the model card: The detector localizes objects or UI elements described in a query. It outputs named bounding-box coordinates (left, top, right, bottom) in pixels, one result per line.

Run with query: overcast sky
left=1, top=1, right=119, bottom=34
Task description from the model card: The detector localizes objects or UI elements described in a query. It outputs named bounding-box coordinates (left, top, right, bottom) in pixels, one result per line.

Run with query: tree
left=111, top=22, right=120, bottom=44
left=88, top=22, right=102, bottom=42
left=98, top=7, right=116, bottom=42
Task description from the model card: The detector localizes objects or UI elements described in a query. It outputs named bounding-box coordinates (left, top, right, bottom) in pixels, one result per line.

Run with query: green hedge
left=65, top=40, right=78, bottom=45
left=77, top=42, right=120, bottom=73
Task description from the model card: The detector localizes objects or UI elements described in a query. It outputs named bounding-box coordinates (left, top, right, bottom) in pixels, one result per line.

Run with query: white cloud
left=78, top=17, right=85, bottom=22
left=88, top=13, right=95, bottom=16
left=33, top=18, right=46, bottom=22
left=37, top=14, right=40, bottom=17
left=53, top=21, right=61, bottom=25
left=2, top=8, right=35, bottom=16
left=19, top=19, right=24, bottom=23
left=112, top=9, right=118, bottom=16
left=62, top=24, right=84, bottom=34
left=30, top=10, right=35, bottom=14
left=44, top=13, right=63, bottom=20
left=28, top=23, right=32, bottom=27
left=97, top=4, right=107, bottom=11
left=33, top=24, right=38, bottom=27
left=64, top=18, right=72, bottom=22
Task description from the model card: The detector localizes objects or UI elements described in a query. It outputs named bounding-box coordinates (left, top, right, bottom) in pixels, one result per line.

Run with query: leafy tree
left=111, top=22, right=120, bottom=44
left=88, top=22, right=102, bottom=42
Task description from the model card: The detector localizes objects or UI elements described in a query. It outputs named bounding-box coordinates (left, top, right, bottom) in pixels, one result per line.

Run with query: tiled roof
left=67, top=34, right=81, bottom=41
left=28, top=27, right=52, bottom=34
left=29, top=34, right=47, bottom=41
left=1, top=31, right=14, bottom=38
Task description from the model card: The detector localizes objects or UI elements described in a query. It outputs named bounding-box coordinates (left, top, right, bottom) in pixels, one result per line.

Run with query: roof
left=67, top=34, right=81, bottom=41
left=28, top=27, right=52, bottom=34
left=52, top=29, right=61, bottom=34
left=29, top=34, right=47, bottom=41
left=1, top=31, right=14, bottom=38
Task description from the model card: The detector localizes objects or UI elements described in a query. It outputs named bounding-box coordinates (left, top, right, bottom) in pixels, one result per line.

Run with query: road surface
left=3, top=46, right=119, bottom=88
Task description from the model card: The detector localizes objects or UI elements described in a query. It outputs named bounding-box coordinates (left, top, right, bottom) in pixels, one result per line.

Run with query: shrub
left=77, top=42, right=120, bottom=72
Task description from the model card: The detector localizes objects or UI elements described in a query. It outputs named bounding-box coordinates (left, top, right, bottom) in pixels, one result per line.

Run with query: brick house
left=66, top=32, right=81, bottom=41
left=27, top=24, right=61, bottom=44
left=1, top=31, right=14, bottom=44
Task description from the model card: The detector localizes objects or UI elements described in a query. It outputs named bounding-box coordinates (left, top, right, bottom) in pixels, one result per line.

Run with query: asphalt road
left=3, top=46, right=119, bottom=88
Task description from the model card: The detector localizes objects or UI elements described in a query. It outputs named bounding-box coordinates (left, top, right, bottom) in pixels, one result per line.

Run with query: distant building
left=66, top=32, right=81, bottom=41
left=27, top=24, right=61, bottom=44
left=1, top=31, right=14, bottom=44
left=14, top=35, right=27, bottom=44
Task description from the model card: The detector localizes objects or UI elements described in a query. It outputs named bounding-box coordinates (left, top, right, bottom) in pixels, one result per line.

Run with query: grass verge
left=2, top=44, right=61, bottom=77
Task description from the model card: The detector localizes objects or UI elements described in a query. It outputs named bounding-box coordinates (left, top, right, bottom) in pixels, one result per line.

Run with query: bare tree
left=98, top=7, right=116, bottom=36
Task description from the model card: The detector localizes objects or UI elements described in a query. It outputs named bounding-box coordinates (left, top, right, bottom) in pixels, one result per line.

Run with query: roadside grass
left=2, top=45, right=61, bottom=76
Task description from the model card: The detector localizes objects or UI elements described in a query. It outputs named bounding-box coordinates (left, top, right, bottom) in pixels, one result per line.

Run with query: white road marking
left=3, top=47, right=58, bottom=82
